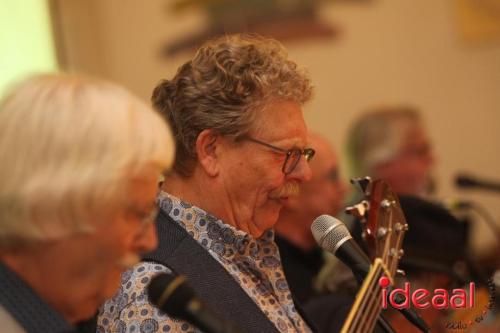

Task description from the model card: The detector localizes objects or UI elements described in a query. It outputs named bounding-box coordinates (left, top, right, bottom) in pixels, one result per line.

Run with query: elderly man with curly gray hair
left=98, top=34, right=318, bottom=333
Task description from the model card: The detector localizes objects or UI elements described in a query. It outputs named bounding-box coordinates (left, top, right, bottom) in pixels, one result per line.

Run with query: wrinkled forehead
left=251, top=100, right=308, bottom=145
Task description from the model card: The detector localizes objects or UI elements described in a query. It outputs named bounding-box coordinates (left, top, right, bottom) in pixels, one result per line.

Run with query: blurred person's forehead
left=400, top=122, right=430, bottom=147
left=308, top=136, right=338, bottom=176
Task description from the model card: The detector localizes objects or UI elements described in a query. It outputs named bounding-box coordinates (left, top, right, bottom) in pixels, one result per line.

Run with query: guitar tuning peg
left=381, top=199, right=398, bottom=210
left=376, top=227, right=388, bottom=238
left=380, top=199, right=391, bottom=209
left=350, top=177, right=372, bottom=195
left=345, top=200, right=370, bottom=220
left=397, top=269, right=406, bottom=276
left=395, top=223, right=409, bottom=233
left=389, top=248, right=405, bottom=258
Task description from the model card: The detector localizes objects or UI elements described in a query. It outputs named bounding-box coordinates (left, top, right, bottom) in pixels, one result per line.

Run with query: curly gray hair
left=152, top=34, right=313, bottom=177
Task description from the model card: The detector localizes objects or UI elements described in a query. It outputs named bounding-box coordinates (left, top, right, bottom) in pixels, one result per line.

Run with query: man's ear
left=195, top=129, right=219, bottom=177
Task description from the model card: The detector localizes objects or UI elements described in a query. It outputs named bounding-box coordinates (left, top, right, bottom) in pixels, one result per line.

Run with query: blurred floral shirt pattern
left=97, top=191, right=311, bottom=333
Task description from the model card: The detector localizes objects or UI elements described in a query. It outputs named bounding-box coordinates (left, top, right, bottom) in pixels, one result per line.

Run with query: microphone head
left=311, top=214, right=352, bottom=254
left=147, top=273, right=195, bottom=319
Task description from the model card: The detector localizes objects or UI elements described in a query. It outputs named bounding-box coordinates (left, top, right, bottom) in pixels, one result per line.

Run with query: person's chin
left=256, top=201, right=283, bottom=231
left=95, top=271, right=124, bottom=307
left=269, top=194, right=288, bottom=205
left=264, top=199, right=283, bottom=216
left=68, top=299, right=101, bottom=324
left=107, top=272, right=124, bottom=296
left=277, top=197, right=291, bottom=206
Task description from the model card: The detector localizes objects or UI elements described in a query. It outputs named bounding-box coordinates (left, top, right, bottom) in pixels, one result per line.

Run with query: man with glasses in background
left=274, top=132, right=347, bottom=305
left=313, top=106, right=473, bottom=333
left=99, top=34, right=318, bottom=333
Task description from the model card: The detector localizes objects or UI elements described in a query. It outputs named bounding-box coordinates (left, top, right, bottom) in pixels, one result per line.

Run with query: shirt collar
left=156, top=191, right=276, bottom=260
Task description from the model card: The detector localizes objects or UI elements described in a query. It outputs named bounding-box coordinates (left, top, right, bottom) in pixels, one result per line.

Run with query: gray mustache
left=270, top=182, right=300, bottom=199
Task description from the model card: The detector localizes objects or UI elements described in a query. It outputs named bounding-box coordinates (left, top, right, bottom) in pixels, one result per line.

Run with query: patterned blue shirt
left=98, top=192, right=311, bottom=332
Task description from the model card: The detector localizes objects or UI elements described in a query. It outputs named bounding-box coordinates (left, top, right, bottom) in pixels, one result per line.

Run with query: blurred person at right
left=315, top=106, right=478, bottom=333
left=343, top=106, right=471, bottom=268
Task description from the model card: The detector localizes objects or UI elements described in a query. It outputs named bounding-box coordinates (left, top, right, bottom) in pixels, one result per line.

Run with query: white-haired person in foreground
left=0, top=74, right=174, bottom=332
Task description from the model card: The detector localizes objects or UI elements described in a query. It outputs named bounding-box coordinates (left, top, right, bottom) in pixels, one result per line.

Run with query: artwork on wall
left=162, top=0, right=370, bottom=56
left=456, top=0, right=500, bottom=43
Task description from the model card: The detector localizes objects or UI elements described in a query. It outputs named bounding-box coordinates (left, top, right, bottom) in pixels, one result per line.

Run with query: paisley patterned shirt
left=97, top=191, right=311, bottom=333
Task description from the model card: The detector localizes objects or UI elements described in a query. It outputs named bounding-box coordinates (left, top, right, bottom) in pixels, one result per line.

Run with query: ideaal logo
left=379, top=276, right=496, bottom=330
left=379, top=277, right=476, bottom=310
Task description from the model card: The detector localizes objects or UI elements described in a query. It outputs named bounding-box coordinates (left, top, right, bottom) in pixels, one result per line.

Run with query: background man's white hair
left=346, top=106, right=421, bottom=177
left=0, top=74, right=174, bottom=250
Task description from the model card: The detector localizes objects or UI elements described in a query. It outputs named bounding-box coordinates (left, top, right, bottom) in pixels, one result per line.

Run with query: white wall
left=55, top=0, right=500, bottom=254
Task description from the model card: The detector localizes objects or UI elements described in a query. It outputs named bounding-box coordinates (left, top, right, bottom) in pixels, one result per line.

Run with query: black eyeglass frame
left=242, top=136, right=315, bottom=175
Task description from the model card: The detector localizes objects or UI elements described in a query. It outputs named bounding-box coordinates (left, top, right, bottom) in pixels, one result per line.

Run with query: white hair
left=0, top=74, right=174, bottom=250
left=346, top=106, right=421, bottom=177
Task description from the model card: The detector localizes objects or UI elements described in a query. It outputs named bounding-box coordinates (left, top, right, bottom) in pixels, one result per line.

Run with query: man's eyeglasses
left=243, top=136, right=315, bottom=175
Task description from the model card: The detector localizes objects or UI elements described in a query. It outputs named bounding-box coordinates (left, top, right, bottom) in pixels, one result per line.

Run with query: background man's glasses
left=243, top=136, right=315, bottom=175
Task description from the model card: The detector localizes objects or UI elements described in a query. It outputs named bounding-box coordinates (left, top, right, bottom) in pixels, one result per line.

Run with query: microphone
left=455, top=173, right=500, bottom=193
left=311, top=214, right=430, bottom=333
left=147, top=273, right=244, bottom=333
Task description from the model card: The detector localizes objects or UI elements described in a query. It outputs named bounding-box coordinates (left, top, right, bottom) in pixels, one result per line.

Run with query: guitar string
left=362, top=269, right=380, bottom=332
left=363, top=198, right=406, bottom=332
left=351, top=195, right=395, bottom=332
left=348, top=263, right=379, bottom=332
left=349, top=262, right=384, bottom=333
left=363, top=265, right=384, bottom=333
left=363, top=266, right=385, bottom=333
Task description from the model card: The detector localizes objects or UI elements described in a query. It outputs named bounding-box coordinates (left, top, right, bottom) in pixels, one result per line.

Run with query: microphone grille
left=311, top=214, right=352, bottom=253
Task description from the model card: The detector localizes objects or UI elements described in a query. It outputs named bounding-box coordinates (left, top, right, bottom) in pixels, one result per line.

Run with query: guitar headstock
left=346, top=177, right=408, bottom=279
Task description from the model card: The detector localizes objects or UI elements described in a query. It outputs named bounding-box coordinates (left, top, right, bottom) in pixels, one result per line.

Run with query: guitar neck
left=341, top=258, right=391, bottom=333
